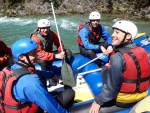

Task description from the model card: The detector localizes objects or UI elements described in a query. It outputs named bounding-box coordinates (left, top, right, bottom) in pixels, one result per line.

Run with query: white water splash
left=112, top=18, right=122, bottom=22
left=60, top=19, right=78, bottom=30
left=0, top=16, right=36, bottom=26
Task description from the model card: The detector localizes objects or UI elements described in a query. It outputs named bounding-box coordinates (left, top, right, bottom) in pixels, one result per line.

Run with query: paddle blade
left=136, top=32, right=145, bottom=38
left=61, top=61, right=76, bottom=87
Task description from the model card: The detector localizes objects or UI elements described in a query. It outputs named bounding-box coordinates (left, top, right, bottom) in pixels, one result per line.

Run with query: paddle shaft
left=77, top=54, right=104, bottom=70
left=78, top=68, right=102, bottom=76
left=50, top=1, right=76, bottom=87
left=50, top=1, right=63, bottom=52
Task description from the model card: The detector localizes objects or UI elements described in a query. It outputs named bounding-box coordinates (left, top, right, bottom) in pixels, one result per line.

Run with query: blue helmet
left=12, top=38, right=38, bottom=61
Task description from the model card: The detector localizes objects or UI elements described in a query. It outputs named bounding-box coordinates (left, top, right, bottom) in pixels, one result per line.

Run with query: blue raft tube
left=35, top=35, right=150, bottom=112
left=69, top=53, right=150, bottom=113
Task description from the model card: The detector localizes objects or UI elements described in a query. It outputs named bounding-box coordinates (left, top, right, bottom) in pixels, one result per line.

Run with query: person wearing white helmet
left=31, top=19, right=72, bottom=87
left=89, top=20, right=150, bottom=113
left=77, top=11, right=113, bottom=67
left=31, top=19, right=66, bottom=68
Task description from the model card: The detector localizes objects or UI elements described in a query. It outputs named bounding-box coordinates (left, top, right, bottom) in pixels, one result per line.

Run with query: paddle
left=74, top=54, right=104, bottom=76
left=50, top=0, right=76, bottom=87
left=78, top=68, right=102, bottom=76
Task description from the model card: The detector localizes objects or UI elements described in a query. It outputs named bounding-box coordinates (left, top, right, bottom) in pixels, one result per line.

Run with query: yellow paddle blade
left=74, top=83, right=94, bottom=102
left=136, top=33, right=146, bottom=38
left=75, top=92, right=94, bottom=102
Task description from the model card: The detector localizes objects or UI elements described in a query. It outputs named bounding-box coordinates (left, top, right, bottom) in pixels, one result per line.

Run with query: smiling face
left=38, top=27, right=50, bottom=37
left=111, top=28, right=132, bottom=46
left=90, top=19, right=100, bottom=28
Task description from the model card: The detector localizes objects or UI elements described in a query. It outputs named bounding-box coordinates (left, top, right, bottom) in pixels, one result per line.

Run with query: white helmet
left=112, top=20, right=138, bottom=40
left=89, top=11, right=101, bottom=20
left=37, top=19, right=50, bottom=28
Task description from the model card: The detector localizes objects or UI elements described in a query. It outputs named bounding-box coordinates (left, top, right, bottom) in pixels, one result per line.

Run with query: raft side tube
left=70, top=56, right=103, bottom=96
left=35, top=53, right=106, bottom=96
left=81, top=62, right=103, bottom=96
left=35, top=53, right=108, bottom=79
left=70, top=88, right=150, bottom=113
left=134, top=36, right=150, bottom=52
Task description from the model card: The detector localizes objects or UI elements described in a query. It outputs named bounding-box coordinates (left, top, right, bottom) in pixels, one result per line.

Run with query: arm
left=13, top=74, right=69, bottom=113
left=0, top=39, right=12, bottom=64
left=31, top=35, right=55, bottom=61
left=0, top=56, right=8, bottom=64
left=100, top=24, right=112, bottom=45
left=90, top=52, right=125, bottom=112
left=79, top=28, right=99, bottom=50
left=36, top=69, right=54, bottom=79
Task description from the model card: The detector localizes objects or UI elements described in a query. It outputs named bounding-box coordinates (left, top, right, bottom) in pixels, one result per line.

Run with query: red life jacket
left=0, top=67, right=38, bottom=113
left=116, top=47, right=150, bottom=93
left=77, top=22, right=101, bottom=46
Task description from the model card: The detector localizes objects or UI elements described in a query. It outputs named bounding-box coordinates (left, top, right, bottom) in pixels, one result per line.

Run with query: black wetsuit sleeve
left=95, top=52, right=126, bottom=106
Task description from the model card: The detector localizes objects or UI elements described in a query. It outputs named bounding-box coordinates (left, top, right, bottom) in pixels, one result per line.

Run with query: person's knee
left=86, top=50, right=94, bottom=55
left=37, top=59, right=49, bottom=70
left=65, top=89, right=75, bottom=98
left=86, top=50, right=95, bottom=58
left=37, top=59, right=47, bottom=64
left=56, top=89, right=75, bottom=108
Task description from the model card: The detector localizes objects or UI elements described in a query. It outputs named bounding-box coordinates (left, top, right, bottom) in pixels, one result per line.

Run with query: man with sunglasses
left=77, top=11, right=113, bottom=67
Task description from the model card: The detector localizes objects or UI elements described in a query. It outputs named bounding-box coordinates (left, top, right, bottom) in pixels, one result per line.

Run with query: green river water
left=0, top=14, right=150, bottom=53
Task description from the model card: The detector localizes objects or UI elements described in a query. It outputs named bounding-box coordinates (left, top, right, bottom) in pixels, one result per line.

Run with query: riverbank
left=0, top=0, right=150, bottom=21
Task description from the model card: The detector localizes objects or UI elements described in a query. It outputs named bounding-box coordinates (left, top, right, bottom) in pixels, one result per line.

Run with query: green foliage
left=6, top=0, right=25, bottom=6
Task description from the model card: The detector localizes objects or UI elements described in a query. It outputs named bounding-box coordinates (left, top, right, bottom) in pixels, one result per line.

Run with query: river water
left=0, top=14, right=150, bottom=53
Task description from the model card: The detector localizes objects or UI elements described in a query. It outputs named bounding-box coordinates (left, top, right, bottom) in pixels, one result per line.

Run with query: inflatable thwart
left=35, top=34, right=150, bottom=113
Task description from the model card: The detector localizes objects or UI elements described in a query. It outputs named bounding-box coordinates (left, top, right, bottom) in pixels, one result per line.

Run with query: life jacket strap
left=3, top=102, right=32, bottom=110
left=126, top=51, right=141, bottom=92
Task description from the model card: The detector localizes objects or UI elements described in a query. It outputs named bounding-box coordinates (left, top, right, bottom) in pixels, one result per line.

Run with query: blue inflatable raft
left=35, top=35, right=150, bottom=113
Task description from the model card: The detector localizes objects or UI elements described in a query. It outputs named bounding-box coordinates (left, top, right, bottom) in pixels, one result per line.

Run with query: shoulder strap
left=13, top=63, right=35, bottom=79
left=13, top=68, right=31, bottom=79
left=78, top=22, right=90, bottom=31
left=116, top=47, right=131, bottom=54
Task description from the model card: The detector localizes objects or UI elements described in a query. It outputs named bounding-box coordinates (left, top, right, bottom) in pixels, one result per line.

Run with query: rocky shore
left=0, top=0, right=150, bottom=20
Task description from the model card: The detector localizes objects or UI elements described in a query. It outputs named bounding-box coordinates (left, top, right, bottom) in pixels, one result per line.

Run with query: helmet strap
left=113, top=28, right=129, bottom=45
left=26, top=54, right=34, bottom=67
left=19, top=54, right=34, bottom=67
left=119, top=32, right=128, bottom=47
